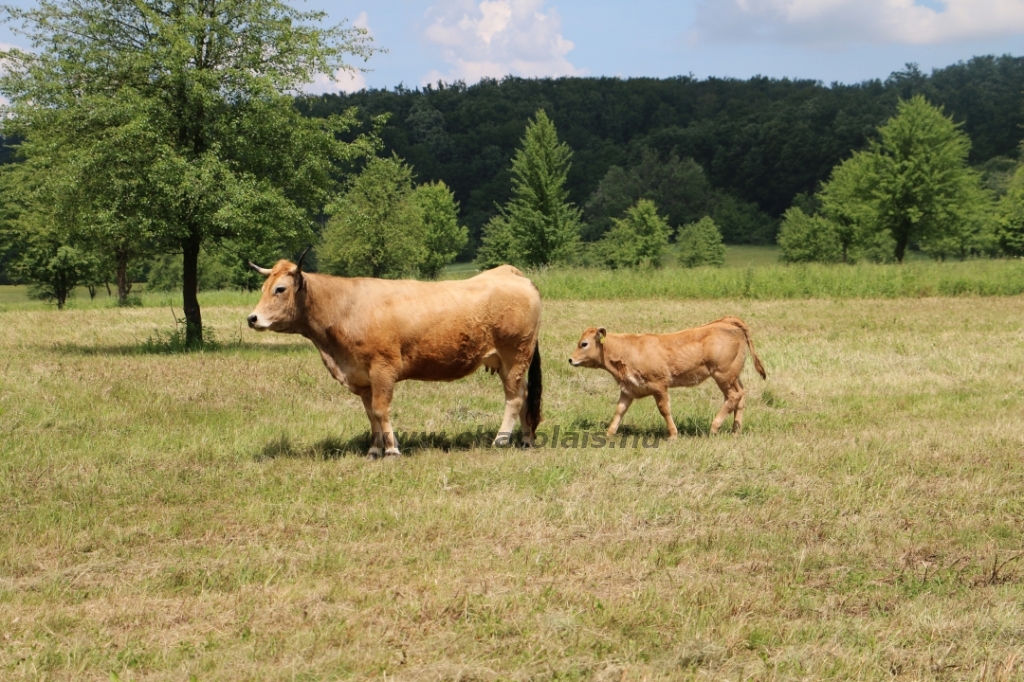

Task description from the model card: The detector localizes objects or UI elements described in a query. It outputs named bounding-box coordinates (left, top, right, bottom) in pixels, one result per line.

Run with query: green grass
left=5, top=248, right=1024, bottom=311
left=2, top=293, right=1024, bottom=680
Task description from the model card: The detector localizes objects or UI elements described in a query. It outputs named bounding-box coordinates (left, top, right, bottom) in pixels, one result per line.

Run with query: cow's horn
left=295, top=246, right=311, bottom=272
left=249, top=261, right=272, bottom=276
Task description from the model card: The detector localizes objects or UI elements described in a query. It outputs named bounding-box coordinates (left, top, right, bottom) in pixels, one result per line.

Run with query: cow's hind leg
left=652, top=389, right=678, bottom=440
left=495, top=365, right=526, bottom=447
left=607, top=390, right=634, bottom=437
left=711, top=374, right=744, bottom=435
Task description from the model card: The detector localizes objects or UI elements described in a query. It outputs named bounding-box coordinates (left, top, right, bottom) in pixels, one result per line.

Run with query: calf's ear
left=597, top=327, right=607, bottom=342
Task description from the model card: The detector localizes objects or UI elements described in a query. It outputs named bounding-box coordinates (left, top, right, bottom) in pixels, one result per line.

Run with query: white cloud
left=422, top=0, right=583, bottom=85
left=692, top=0, right=1024, bottom=47
left=301, top=12, right=371, bottom=94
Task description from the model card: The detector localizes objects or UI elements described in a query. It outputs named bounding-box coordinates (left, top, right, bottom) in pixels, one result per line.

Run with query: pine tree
left=500, top=110, right=581, bottom=267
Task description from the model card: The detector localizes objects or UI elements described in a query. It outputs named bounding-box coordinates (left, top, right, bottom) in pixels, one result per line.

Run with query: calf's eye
left=581, top=342, right=588, bottom=348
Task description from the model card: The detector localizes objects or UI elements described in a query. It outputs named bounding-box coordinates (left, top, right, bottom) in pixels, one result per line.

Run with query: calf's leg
left=711, top=375, right=744, bottom=435
left=606, top=390, right=634, bottom=437
left=652, top=389, right=678, bottom=440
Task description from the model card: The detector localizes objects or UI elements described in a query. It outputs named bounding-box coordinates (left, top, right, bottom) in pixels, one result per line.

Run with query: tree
left=415, top=181, right=467, bottom=279
left=596, top=199, right=671, bottom=269
left=1, top=0, right=376, bottom=345
left=860, top=96, right=990, bottom=263
left=475, top=215, right=517, bottom=270
left=500, top=109, right=581, bottom=267
left=816, top=153, right=878, bottom=263
left=998, top=163, right=1024, bottom=256
left=319, top=156, right=425, bottom=278
left=677, top=216, right=726, bottom=268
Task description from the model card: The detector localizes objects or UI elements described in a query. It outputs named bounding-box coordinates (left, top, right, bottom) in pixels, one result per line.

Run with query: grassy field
left=2, top=288, right=1024, bottom=681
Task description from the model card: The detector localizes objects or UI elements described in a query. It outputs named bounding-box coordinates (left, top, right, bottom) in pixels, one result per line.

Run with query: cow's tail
left=727, top=317, right=766, bottom=379
left=525, top=340, right=543, bottom=430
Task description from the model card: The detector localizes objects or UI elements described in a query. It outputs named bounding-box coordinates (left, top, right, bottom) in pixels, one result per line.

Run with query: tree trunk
left=116, top=252, right=132, bottom=305
left=895, top=231, right=909, bottom=264
left=182, top=232, right=203, bottom=347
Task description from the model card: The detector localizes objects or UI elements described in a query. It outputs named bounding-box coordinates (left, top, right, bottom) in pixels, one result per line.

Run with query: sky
left=3, top=0, right=1024, bottom=96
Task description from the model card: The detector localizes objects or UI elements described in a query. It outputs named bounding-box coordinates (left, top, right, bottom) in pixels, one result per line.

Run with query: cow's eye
left=581, top=342, right=588, bottom=348
left=274, top=285, right=286, bottom=295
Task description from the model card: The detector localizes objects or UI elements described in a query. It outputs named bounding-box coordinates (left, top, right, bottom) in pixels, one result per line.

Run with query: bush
left=777, top=208, right=844, bottom=264
left=595, top=199, right=671, bottom=269
left=677, top=216, right=726, bottom=268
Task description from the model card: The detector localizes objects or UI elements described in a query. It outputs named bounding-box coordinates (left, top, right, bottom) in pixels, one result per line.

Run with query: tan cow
left=247, top=257, right=542, bottom=456
left=568, top=317, right=766, bottom=439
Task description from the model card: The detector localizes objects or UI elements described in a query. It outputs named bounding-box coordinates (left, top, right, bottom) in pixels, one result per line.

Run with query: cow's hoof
left=492, top=434, right=512, bottom=447
left=384, top=447, right=401, bottom=457
left=667, top=434, right=679, bottom=441
left=368, top=446, right=383, bottom=459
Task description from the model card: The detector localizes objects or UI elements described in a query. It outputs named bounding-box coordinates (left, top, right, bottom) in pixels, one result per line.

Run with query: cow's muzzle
left=247, top=313, right=259, bottom=329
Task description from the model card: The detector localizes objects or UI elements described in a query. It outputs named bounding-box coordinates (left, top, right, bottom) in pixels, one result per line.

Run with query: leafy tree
left=677, top=216, right=726, bottom=268
left=415, top=181, right=467, bottom=279
left=595, top=199, right=671, bottom=269
left=1, top=0, right=376, bottom=345
left=320, top=156, right=424, bottom=278
left=816, top=153, right=878, bottom=263
left=500, top=109, right=581, bottom=267
left=998, top=163, right=1024, bottom=256
left=583, top=149, right=711, bottom=241
left=860, top=96, right=991, bottom=262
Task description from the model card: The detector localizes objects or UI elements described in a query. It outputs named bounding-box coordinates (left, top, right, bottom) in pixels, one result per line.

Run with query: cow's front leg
left=369, top=379, right=400, bottom=456
left=652, top=389, right=678, bottom=440
left=354, top=387, right=384, bottom=458
left=606, top=390, right=634, bottom=437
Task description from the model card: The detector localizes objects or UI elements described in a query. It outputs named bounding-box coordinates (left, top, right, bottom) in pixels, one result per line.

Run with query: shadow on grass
left=615, top=415, right=712, bottom=439
left=255, top=429, right=508, bottom=461
left=51, top=340, right=309, bottom=357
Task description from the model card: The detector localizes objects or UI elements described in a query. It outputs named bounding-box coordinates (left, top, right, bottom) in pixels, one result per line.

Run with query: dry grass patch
left=1, top=297, right=1024, bottom=680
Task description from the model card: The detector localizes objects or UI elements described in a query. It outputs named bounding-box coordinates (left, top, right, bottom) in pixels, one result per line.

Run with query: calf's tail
left=727, top=317, right=767, bottom=379
left=525, top=340, right=543, bottom=430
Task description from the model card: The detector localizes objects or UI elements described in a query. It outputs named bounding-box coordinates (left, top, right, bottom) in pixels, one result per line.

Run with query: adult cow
left=247, top=256, right=542, bottom=456
left=569, top=317, right=765, bottom=439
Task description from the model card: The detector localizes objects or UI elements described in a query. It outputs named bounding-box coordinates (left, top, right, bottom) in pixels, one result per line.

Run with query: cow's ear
left=597, top=327, right=607, bottom=342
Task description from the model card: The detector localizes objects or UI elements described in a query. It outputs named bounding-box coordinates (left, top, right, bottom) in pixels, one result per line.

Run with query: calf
left=568, top=317, right=766, bottom=439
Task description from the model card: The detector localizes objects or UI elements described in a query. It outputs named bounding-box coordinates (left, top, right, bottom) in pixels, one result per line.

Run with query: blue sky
left=5, top=0, right=1024, bottom=93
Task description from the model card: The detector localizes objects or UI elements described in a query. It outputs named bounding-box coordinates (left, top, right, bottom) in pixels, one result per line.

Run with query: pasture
left=2, top=287, right=1024, bottom=680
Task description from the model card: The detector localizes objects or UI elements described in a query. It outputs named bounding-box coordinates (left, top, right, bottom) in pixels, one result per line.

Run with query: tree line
left=297, top=57, right=1024, bottom=249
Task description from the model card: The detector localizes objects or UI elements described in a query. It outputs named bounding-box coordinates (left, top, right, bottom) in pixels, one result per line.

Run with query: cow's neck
left=293, top=273, right=351, bottom=351
left=600, top=337, right=629, bottom=383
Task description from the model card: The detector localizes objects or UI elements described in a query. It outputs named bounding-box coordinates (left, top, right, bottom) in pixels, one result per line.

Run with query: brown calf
left=568, top=317, right=766, bottom=439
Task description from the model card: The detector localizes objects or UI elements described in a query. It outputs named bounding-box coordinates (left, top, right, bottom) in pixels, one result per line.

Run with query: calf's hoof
left=385, top=447, right=401, bottom=457
left=368, top=446, right=383, bottom=459
left=492, top=433, right=513, bottom=447
left=667, top=433, right=679, bottom=441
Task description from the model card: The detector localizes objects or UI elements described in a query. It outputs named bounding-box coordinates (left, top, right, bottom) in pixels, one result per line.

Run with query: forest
left=296, top=55, right=1024, bottom=247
